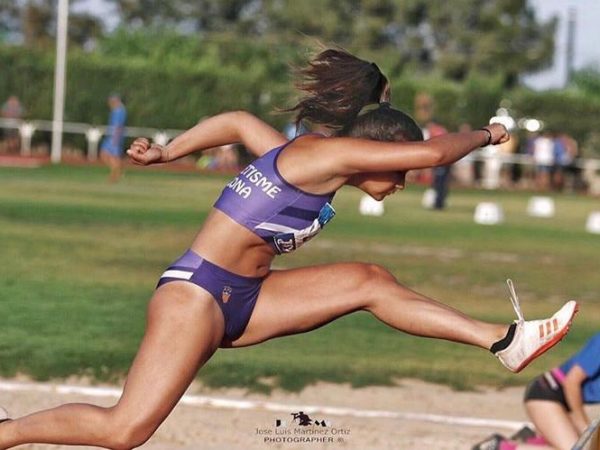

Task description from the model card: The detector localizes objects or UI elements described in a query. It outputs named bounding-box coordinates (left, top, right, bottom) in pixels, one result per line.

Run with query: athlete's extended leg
left=232, top=262, right=576, bottom=372
left=232, top=262, right=507, bottom=349
left=0, top=282, right=224, bottom=450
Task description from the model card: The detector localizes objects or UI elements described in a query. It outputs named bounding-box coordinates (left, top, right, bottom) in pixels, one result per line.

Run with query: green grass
left=1, top=164, right=599, bottom=392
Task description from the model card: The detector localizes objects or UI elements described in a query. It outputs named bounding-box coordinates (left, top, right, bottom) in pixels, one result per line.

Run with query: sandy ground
left=2, top=378, right=600, bottom=450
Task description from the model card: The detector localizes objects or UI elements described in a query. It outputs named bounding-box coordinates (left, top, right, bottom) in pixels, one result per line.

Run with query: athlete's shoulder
left=280, top=133, right=332, bottom=159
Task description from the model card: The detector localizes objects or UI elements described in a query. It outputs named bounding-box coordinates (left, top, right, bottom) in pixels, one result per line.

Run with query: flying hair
left=285, top=48, right=390, bottom=130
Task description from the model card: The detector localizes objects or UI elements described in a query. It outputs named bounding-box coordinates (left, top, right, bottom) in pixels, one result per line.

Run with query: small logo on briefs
left=222, top=286, right=232, bottom=303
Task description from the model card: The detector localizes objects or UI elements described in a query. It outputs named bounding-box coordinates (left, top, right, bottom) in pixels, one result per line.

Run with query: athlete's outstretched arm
left=127, top=111, right=286, bottom=165
left=316, top=123, right=508, bottom=176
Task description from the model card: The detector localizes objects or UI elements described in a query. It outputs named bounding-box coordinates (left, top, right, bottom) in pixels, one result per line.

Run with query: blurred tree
left=399, top=0, right=557, bottom=87
left=8, top=0, right=103, bottom=49
left=107, top=0, right=260, bottom=32
left=106, top=0, right=184, bottom=27
left=68, top=12, right=104, bottom=49
left=22, top=0, right=54, bottom=47
left=0, top=0, right=21, bottom=42
left=105, top=0, right=554, bottom=87
left=572, top=66, right=600, bottom=99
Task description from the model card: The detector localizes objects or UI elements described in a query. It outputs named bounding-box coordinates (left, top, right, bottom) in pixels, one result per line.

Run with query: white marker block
left=422, top=188, right=436, bottom=209
left=359, top=195, right=385, bottom=216
left=527, top=196, right=555, bottom=218
left=586, top=212, right=600, bottom=235
left=474, top=202, right=504, bottom=225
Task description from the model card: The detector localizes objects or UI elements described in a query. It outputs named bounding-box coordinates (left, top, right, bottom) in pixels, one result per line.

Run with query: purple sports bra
left=213, top=139, right=335, bottom=254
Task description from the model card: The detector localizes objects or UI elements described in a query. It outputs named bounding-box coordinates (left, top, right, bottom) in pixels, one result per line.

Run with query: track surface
left=4, top=378, right=600, bottom=450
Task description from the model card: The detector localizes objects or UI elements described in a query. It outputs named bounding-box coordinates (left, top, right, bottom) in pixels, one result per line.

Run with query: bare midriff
left=190, top=209, right=275, bottom=278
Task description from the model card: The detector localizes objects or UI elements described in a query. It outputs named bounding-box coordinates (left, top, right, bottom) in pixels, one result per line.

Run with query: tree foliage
left=0, top=0, right=103, bottom=48
left=1, top=0, right=557, bottom=84
left=103, top=0, right=555, bottom=85
left=572, top=66, right=600, bottom=99
left=0, top=0, right=20, bottom=40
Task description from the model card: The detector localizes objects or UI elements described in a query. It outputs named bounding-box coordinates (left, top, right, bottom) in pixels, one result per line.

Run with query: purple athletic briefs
left=157, top=249, right=264, bottom=341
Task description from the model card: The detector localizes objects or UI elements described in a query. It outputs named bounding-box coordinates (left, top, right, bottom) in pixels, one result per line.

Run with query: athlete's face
left=347, top=171, right=406, bottom=201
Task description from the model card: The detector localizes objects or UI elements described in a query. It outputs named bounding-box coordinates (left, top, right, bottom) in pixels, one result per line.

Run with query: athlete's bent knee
left=107, top=424, right=156, bottom=450
left=103, top=412, right=159, bottom=450
left=365, top=264, right=396, bottom=283
left=348, top=263, right=395, bottom=285
left=354, top=263, right=397, bottom=308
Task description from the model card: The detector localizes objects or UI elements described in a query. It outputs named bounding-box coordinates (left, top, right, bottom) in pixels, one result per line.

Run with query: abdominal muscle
left=190, top=208, right=276, bottom=278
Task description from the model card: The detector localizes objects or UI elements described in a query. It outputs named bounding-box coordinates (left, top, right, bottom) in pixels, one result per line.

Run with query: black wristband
left=479, top=128, right=492, bottom=146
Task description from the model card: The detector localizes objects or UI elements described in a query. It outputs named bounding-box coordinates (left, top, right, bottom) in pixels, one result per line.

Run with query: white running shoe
left=494, top=279, right=578, bottom=373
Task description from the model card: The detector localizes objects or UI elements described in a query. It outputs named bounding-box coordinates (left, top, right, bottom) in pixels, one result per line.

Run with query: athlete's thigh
left=526, top=400, right=578, bottom=450
left=231, top=262, right=381, bottom=347
left=114, top=281, right=225, bottom=428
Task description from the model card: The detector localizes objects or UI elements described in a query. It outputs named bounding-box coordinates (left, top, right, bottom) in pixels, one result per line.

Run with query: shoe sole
left=513, top=302, right=579, bottom=373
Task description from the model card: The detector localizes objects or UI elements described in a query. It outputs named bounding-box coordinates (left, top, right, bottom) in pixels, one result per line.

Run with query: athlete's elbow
left=230, top=109, right=250, bottom=117
left=423, top=148, right=447, bottom=167
left=224, top=111, right=254, bottom=141
left=224, top=110, right=246, bottom=124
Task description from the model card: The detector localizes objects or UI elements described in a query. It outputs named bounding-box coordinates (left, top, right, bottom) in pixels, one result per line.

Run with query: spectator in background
left=414, top=92, right=449, bottom=209
left=473, top=332, right=600, bottom=450
left=100, top=94, right=127, bottom=183
left=498, top=127, right=520, bottom=188
left=554, top=132, right=580, bottom=192
left=551, top=132, right=568, bottom=191
left=215, top=143, right=239, bottom=171
left=196, top=144, right=240, bottom=171
left=531, top=131, right=554, bottom=191
left=552, top=133, right=580, bottom=191
left=459, top=122, right=483, bottom=186
left=1, top=95, right=24, bottom=153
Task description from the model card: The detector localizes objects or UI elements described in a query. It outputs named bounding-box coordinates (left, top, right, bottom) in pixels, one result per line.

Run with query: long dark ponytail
left=286, top=48, right=390, bottom=130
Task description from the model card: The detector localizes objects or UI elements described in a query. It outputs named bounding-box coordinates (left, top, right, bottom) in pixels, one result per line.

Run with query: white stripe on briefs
left=0, top=380, right=528, bottom=431
left=160, top=270, right=193, bottom=280
left=255, top=222, right=298, bottom=233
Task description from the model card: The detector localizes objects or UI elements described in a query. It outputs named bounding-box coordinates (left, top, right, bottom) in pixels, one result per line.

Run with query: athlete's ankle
left=490, top=323, right=516, bottom=353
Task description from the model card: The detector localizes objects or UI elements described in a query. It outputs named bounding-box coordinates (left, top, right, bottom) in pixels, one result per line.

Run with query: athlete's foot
left=492, top=280, right=578, bottom=373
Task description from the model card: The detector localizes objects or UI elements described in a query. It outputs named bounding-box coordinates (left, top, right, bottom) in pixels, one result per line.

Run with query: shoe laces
left=506, top=279, right=524, bottom=322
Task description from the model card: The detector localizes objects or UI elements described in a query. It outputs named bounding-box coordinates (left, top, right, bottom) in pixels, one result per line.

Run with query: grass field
left=0, top=164, right=598, bottom=392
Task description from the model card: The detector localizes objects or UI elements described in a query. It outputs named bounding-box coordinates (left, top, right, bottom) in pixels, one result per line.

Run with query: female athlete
left=0, top=49, right=577, bottom=450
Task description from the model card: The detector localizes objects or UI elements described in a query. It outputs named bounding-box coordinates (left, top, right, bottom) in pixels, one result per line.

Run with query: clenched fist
left=127, top=137, right=169, bottom=165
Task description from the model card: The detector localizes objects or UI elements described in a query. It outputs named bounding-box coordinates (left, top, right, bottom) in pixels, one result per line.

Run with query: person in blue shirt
left=525, top=332, right=600, bottom=449
left=474, top=332, right=600, bottom=450
left=100, top=94, right=127, bottom=182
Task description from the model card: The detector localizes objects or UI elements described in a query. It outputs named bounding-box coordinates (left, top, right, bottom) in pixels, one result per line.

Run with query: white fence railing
left=1, top=119, right=599, bottom=187
left=0, top=118, right=184, bottom=161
